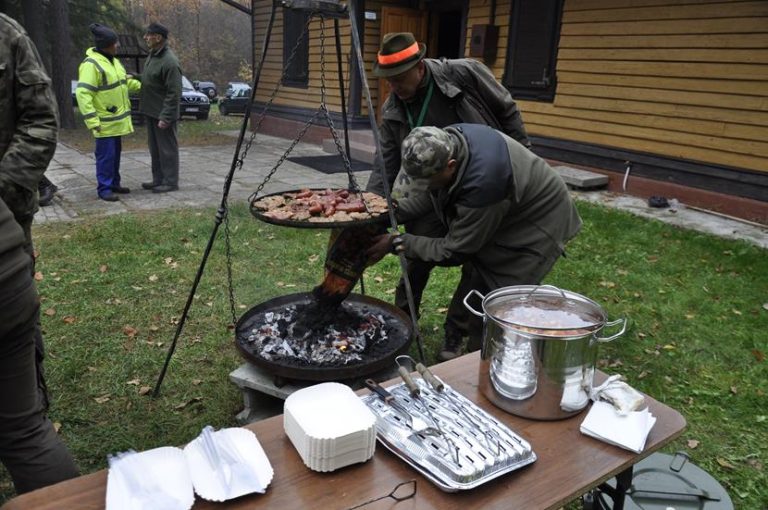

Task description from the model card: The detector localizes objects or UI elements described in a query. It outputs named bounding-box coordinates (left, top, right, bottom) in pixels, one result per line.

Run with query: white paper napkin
left=580, top=401, right=656, bottom=453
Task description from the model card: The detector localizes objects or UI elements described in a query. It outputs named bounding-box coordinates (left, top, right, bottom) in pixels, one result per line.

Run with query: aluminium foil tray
left=361, top=379, right=536, bottom=491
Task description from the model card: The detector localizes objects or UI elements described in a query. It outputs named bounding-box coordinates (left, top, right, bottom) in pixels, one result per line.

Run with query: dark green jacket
left=395, top=124, right=581, bottom=289
left=138, top=44, right=181, bottom=123
left=368, top=58, right=530, bottom=195
left=0, top=14, right=58, bottom=228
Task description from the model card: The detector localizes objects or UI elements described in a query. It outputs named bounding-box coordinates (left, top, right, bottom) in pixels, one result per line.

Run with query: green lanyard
left=405, top=79, right=435, bottom=130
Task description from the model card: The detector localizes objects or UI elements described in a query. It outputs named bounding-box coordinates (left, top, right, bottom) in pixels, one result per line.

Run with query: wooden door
left=377, top=6, right=427, bottom=120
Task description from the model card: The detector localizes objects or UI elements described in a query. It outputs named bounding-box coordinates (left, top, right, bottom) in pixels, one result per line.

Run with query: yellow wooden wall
left=252, top=0, right=406, bottom=119
left=467, top=0, right=768, bottom=174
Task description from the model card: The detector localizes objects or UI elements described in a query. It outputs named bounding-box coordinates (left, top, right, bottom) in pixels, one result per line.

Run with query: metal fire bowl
left=235, top=292, right=413, bottom=381
left=249, top=189, right=389, bottom=229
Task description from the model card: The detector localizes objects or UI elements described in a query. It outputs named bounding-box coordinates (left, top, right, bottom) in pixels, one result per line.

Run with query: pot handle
left=525, top=284, right=567, bottom=300
left=594, top=317, right=628, bottom=343
left=463, top=289, right=486, bottom=317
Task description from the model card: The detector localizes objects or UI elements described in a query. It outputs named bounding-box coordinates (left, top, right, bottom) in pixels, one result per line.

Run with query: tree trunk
left=21, top=0, right=50, bottom=71
left=48, top=0, right=75, bottom=129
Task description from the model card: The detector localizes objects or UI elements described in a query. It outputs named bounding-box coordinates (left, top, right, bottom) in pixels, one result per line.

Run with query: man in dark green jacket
left=367, top=32, right=531, bottom=361
left=367, top=124, right=582, bottom=351
left=137, top=22, right=181, bottom=193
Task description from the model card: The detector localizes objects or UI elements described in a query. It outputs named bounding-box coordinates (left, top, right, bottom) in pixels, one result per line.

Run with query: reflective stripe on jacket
left=76, top=48, right=140, bottom=138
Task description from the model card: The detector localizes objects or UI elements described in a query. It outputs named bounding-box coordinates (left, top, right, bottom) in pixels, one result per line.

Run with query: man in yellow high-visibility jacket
left=76, top=23, right=140, bottom=202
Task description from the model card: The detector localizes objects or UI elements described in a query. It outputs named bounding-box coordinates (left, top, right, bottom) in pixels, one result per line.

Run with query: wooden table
left=1, top=352, right=686, bottom=510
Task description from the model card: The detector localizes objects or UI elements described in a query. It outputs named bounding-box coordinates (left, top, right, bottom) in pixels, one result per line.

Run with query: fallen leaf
left=126, top=378, right=140, bottom=386
left=716, top=457, right=735, bottom=470
left=752, top=349, right=765, bottom=362
left=148, top=274, right=159, bottom=282
left=432, top=326, right=439, bottom=332
left=637, top=332, right=647, bottom=339
left=598, top=280, right=616, bottom=288
left=94, top=395, right=111, bottom=404
left=385, top=288, right=395, bottom=295
left=139, top=386, right=151, bottom=396
left=174, top=397, right=203, bottom=410
left=87, top=366, right=98, bottom=372
left=149, top=325, right=160, bottom=332
left=374, top=276, right=384, bottom=283
left=34, top=271, right=44, bottom=281
left=763, top=303, right=768, bottom=311
left=44, top=308, right=56, bottom=317
left=437, top=307, right=449, bottom=313
left=284, top=284, right=296, bottom=288
left=684, top=314, right=695, bottom=320
left=664, top=376, right=674, bottom=384
left=132, top=286, right=143, bottom=291
left=63, top=316, right=77, bottom=324
left=192, top=379, right=202, bottom=385
left=646, top=255, right=658, bottom=263
left=732, top=309, right=742, bottom=316
left=164, top=257, right=174, bottom=265
left=617, top=269, right=628, bottom=276
left=662, top=344, right=676, bottom=350
left=746, top=458, right=763, bottom=471
left=238, top=304, right=246, bottom=309
left=308, top=254, right=319, bottom=263
left=123, top=325, right=138, bottom=337
left=687, top=439, right=700, bottom=449
left=730, top=386, right=738, bottom=395
left=276, top=281, right=285, bottom=287
left=53, top=421, right=62, bottom=433
left=99, top=265, right=108, bottom=273
left=637, top=370, right=649, bottom=379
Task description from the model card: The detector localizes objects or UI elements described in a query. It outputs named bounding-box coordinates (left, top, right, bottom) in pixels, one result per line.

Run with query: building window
left=502, top=0, right=563, bottom=102
left=282, top=8, right=309, bottom=88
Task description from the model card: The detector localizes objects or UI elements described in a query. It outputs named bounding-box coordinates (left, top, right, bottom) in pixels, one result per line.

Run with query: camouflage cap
left=401, top=126, right=455, bottom=179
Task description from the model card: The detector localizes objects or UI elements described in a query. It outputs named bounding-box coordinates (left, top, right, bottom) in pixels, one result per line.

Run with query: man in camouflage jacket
left=0, top=14, right=80, bottom=494
left=367, top=125, right=581, bottom=351
left=367, top=32, right=530, bottom=361
left=0, top=13, right=58, bottom=256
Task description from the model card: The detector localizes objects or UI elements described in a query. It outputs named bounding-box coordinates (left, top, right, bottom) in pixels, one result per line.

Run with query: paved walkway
left=37, top=134, right=767, bottom=249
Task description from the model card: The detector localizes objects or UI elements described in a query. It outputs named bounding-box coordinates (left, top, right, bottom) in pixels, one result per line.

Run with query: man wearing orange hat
left=367, top=32, right=530, bottom=362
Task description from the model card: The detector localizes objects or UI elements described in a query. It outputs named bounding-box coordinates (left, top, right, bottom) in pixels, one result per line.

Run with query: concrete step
left=552, top=165, right=609, bottom=190
left=321, top=138, right=376, bottom=164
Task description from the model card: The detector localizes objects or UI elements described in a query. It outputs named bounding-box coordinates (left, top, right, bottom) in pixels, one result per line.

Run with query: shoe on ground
left=111, top=186, right=131, bottom=194
left=437, top=335, right=463, bottom=362
left=38, top=184, right=57, bottom=206
left=99, top=192, right=119, bottom=202
left=141, top=182, right=159, bottom=190
left=152, top=185, right=178, bottom=193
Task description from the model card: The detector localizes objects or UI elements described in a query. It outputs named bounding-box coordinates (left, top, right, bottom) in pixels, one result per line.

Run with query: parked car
left=218, top=84, right=251, bottom=116
left=192, top=80, right=218, bottom=103
left=180, top=75, right=210, bottom=120
left=224, top=81, right=250, bottom=96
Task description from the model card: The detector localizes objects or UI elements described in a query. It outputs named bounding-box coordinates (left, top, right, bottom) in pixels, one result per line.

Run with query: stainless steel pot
left=464, top=285, right=627, bottom=420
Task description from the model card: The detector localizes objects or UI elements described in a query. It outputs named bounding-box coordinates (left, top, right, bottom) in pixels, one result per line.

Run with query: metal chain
left=224, top=13, right=314, bottom=324
left=316, top=17, right=361, bottom=193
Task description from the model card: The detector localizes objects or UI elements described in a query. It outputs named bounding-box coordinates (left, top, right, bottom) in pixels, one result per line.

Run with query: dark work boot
left=38, top=183, right=57, bottom=206
left=437, top=334, right=464, bottom=362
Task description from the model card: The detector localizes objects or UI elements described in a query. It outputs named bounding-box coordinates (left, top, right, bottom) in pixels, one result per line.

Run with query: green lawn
left=1, top=200, right=765, bottom=506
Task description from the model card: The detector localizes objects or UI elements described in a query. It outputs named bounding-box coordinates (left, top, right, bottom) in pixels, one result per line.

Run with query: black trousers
left=146, top=117, right=179, bottom=187
left=0, top=272, right=78, bottom=494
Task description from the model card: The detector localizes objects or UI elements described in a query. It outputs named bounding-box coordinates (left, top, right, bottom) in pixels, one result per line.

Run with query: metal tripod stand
left=153, top=0, right=426, bottom=396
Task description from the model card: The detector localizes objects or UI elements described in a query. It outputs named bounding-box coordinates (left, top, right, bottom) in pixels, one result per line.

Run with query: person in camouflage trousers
left=367, top=125, right=582, bottom=352
left=0, top=13, right=79, bottom=494
left=367, top=32, right=531, bottom=361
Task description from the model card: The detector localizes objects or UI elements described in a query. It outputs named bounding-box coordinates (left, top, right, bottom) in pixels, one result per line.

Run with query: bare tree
left=48, top=0, right=75, bottom=128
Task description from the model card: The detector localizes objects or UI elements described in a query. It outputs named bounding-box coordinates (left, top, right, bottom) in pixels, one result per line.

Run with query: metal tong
left=395, top=356, right=460, bottom=464
left=364, top=379, right=440, bottom=437
left=408, top=358, right=503, bottom=457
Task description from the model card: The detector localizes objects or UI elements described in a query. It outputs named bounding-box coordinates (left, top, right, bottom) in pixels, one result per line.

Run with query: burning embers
left=243, top=302, right=390, bottom=366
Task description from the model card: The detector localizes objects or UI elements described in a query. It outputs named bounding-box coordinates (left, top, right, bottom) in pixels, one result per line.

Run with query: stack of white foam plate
left=284, top=382, right=376, bottom=472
